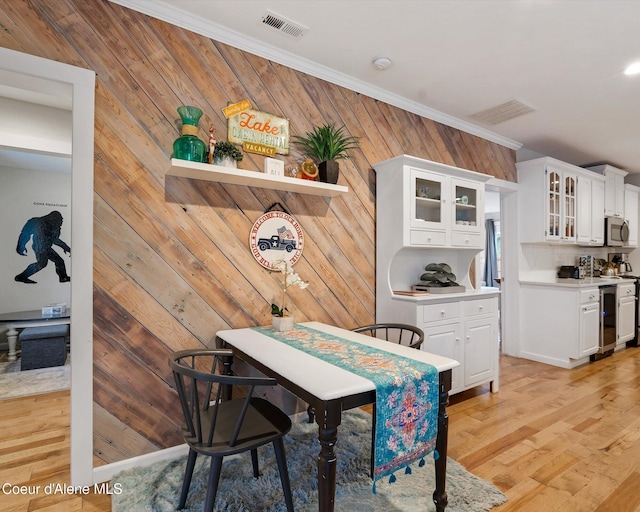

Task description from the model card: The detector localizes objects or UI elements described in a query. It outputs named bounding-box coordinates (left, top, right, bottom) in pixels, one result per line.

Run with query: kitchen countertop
left=391, top=287, right=500, bottom=302
left=520, top=276, right=636, bottom=288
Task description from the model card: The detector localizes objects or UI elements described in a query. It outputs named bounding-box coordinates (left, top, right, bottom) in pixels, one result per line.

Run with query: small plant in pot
left=292, top=123, right=359, bottom=184
left=211, top=141, right=243, bottom=168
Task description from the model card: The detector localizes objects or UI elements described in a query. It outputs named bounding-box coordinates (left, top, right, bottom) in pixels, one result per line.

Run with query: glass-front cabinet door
left=452, top=178, right=483, bottom=233
left=546, top=168, right=561, bottom=240
left=563, top=173, right=577, bottom=242
left=545, top=167, right=576, bottom=242
left=410, top=168, right=448, bottom=230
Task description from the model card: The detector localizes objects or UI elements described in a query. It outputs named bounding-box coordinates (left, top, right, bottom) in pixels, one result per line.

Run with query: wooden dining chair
left=169, top=348, right=294, bottom=512
left=352, top=323, right=424, bottom=350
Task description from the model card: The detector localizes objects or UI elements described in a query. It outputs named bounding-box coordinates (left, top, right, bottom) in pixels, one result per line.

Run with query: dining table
left=0, top=309, right=71, bottom=362
left=215, top=321, right=459, bottom=512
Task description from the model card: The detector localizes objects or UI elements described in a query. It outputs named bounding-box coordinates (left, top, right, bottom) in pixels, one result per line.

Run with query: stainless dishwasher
left=591, top=284, right=617, bottom=361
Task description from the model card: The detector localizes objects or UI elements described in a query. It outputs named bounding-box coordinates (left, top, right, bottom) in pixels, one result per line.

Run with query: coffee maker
left=609, top=252, right=633, bottom=275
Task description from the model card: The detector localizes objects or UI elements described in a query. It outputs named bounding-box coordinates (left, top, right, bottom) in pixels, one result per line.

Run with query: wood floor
left=3, top=346, right=640, bottom=511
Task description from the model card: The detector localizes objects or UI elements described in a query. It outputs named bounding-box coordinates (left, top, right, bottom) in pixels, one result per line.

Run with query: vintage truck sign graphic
left=249, top=211, right=304, bottom=269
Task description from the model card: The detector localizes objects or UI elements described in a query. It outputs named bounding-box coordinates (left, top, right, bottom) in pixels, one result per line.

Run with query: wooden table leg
left=215, top=336, right=233, bottom=401
left=315, top=403, right=340, bottom=512
left=433, top=370, right=452, bottom=512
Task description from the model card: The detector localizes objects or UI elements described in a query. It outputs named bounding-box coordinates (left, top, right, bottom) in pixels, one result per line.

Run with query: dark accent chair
left=169, top=349, right=294, bottom=512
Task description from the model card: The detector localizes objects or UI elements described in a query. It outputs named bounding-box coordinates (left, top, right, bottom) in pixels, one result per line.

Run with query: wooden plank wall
left=0, top=0, right=516, bottom=464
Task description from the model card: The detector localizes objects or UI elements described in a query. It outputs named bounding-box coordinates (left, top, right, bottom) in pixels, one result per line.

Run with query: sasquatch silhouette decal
left=15, top=210, right=71, bottom=284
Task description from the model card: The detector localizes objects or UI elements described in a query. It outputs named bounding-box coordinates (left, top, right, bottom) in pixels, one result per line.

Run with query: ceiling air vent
left=261, top=10, right=308, bottom=39
left=470, top=99, right=536, bottom=125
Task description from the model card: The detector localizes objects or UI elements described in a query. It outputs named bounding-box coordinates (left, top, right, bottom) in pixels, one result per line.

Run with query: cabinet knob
left=440, top=310, right=445, bottom=316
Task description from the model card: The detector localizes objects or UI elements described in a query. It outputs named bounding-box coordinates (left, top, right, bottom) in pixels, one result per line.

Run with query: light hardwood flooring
left=3, top=347, right=640, bottom=511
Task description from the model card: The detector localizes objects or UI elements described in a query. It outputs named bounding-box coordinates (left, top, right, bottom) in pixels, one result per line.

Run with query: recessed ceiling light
left=624, top=62, right=640, bottom=75
left=372, top=57, right=392, bottom=71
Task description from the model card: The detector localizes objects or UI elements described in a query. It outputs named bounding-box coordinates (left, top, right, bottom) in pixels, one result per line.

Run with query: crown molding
left=109, top=0, right=522, bottom=150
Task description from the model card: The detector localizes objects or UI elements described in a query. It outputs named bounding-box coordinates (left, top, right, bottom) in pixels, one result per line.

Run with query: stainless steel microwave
left=605, top=217, right=629, bottom=246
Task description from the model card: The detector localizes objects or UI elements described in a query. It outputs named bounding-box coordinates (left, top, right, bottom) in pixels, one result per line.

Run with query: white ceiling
left=114, top=0, right=640, bottom=174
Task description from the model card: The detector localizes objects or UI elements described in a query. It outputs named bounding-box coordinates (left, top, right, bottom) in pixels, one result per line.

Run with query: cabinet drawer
left=451, top=231, right=482, bottom=248
left=618, top=283, right=636, bottom=298
left=579, top=289, right=599, bottom=304
left=464, top=297, right=497, bottom=317
left=410, top=229, right=446, bottom=246
left=423, top=302, right=459, bottom=323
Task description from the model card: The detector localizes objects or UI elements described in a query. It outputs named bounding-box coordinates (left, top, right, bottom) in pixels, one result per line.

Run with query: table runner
left=253, top=324, right=439, bottom=488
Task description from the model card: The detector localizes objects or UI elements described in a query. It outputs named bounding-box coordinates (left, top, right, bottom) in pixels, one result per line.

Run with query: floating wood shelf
left=167, top=159, right=349, bottom=197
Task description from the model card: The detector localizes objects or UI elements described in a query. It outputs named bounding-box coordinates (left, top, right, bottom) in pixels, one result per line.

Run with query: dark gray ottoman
left=19, top=325, right=68, bottom=371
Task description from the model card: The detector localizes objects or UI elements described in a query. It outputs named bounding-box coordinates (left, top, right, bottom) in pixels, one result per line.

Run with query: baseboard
left=519, top=351, right=573, bottom=369
left=92, top=443, right=189, bottom=484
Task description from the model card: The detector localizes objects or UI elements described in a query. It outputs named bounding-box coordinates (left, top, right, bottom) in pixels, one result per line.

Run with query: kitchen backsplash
left=519, top=243, right=617, bottom=280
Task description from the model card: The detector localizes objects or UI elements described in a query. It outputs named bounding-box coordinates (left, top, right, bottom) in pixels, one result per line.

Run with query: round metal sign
left=249, top=211, right=304, bottom=270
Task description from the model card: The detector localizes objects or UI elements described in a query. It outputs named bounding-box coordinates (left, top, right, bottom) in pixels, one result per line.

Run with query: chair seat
left=187, top=398, right=292, bottom=456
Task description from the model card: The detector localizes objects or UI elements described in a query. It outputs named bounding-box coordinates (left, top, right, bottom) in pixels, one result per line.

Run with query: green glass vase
left=173, top=106, right=206, bottom=162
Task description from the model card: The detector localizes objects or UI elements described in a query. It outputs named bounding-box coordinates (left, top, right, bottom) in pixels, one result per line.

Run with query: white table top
left=216, top=321, right=459, bottom=402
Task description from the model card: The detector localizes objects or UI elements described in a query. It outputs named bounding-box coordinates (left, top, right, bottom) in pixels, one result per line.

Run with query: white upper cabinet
left=587, top=164, right=627, bottom=218
left=518, top=157, right=604, bottom=245
left=376, top=155, right=488, bottom=249
left=410, top=168, right=449, bottom=233
left=577, top=172, right=605, bottom=246
left=591, top=178, right=606, bottom=245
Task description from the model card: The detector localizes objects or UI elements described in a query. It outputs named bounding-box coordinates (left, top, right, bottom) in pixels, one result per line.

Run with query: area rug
left=0, top=358, right=70, bottom=398
left=112, top=409, right=506, bottom=512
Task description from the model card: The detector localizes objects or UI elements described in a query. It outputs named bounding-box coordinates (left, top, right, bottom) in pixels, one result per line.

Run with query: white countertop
left=519, top=276, right=636, bottom=288
left=391, top=287, right=500, bottom=303
left=217, top=322, right=459, bottom=401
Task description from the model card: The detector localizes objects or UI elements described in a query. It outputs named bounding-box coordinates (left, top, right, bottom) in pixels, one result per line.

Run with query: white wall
left=0, top=97, right=71, bottom=156
left=0, top=166, right=71, bottom=340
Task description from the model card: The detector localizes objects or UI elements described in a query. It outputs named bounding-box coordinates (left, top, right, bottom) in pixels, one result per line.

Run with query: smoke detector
left=260, top=10, right=308, bottom=39
left=372, top=57, right=392, bottom=71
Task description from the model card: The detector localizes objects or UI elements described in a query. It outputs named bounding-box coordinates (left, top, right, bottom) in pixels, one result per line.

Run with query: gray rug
left=112, top=409, right=506, bottom=512
left=0, top=358, right=70, bottom=398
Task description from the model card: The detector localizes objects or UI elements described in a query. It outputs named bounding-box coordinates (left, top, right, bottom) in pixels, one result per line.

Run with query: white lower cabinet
left=618, top=283, right=636, bottom=345
left=421, top=296, right=499, bottom=395
left=520, top=285, right=600, bottom=368
left=578, top=301, right=599, bottom=358
left=422, top=322, right=462, bottom=393
left=464, top=316, right=497, bottom=388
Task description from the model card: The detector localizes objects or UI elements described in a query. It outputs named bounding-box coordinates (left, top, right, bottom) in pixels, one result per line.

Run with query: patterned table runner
left=253, top=324, right=439, bottom=487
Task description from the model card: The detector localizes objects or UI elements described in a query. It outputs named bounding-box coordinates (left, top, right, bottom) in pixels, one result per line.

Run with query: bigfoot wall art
left=15, top=210, right=71, bottom=284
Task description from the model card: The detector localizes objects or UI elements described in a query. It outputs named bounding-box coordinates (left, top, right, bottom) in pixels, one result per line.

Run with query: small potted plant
left=211, top=141, right=243, bottom=168
left=292, top=123, right=359, bottom=184
left=270, top=258, right=309, bottom=331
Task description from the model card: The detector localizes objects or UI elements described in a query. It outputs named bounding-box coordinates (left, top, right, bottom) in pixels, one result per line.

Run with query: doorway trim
left=0, top=47, right=96, bottom=486
left=486, top=177, right=519, bottom=357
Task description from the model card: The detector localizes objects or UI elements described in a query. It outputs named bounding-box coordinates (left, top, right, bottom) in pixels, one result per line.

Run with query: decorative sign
left=222, top=99, right=252, bottom=119
left=264, top=157, right=285, bottom=176
left=249, top=211, right=304, bottom=270
left=243, top=141, right=276, bottom=157
left=228, top=108, right=290, bottom=156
